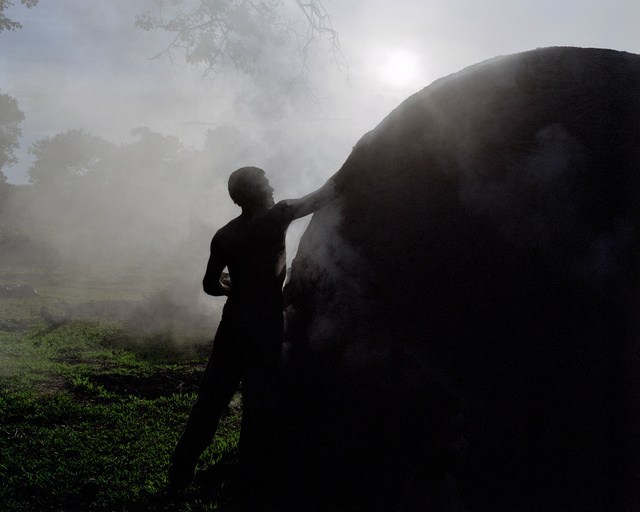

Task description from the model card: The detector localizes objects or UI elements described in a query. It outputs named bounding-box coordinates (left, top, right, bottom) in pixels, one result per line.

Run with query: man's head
left=228, top=167, right=275, bottom=209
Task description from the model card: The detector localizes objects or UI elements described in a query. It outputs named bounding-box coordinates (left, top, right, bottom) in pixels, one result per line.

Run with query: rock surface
left=277, top=47, right=640, bottom=511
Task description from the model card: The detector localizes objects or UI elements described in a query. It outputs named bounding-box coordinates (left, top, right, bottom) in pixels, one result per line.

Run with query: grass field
left=0, top=262, right=241, bottom=512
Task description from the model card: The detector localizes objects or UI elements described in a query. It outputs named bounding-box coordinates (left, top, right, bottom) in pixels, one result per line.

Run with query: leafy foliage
left=0, top=91, right=25, bottom=176
left=136, top=0, right=344, bottom=79
left=27, top=129, right=116, bottom=186
left=0, top=0, right=39, bottom=32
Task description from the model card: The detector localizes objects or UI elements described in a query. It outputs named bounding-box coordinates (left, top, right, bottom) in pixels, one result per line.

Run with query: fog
left=1, top=0, right=639, bottom=339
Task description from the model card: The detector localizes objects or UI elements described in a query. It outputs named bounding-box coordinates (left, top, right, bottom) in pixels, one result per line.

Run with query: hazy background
left=4, top=1, right=639, bottom=184
left=1, top=0, right=639, bottom=330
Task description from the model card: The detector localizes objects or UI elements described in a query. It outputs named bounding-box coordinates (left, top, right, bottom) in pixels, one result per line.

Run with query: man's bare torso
left=208, top=202, right=294, bottom=305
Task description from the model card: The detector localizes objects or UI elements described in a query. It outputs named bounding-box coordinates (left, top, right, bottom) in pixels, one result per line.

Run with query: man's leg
left=236, top=318, right=283, bottom=494
left=168, top=327, right=241, bottom=493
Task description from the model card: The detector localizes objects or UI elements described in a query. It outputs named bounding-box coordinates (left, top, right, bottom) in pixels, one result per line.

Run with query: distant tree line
left=0, top=92, right=247, bottom=268
left=1, top=122, right=272, bottom=271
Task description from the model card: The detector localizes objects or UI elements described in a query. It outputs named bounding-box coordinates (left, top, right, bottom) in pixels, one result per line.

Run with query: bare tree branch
left=136, top=0, right=346, bottom=83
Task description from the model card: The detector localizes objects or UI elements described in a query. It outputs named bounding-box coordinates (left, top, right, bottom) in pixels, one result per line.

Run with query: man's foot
left=167, top=457, right=197, bottom=498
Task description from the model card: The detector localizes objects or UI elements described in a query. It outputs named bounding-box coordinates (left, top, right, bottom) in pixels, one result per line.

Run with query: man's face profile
left=229, top=167, right=275, bottom=209
left=254, top=174, right=275, bottom=208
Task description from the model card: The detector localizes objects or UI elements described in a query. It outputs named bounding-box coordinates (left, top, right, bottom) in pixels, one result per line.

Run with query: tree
left=0, top=91, right=25, bottom=180
left=120, top=126, right=189, bottom=173
left=27, top=129, right=116, bottom=187
left=136, top=0, right=344, bottom=80
left=0, top=0, right=39, bottom=32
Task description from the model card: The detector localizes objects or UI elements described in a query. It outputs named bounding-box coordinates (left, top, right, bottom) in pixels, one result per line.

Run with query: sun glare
left=376, top=48, right=423, bottom=89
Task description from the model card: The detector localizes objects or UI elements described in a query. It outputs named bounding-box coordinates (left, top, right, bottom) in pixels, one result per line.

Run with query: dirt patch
left=0, top=321, right=25, bottom=332
left=89, top=368, right=203, bottom=399
left=1, top=318, right=40, bottom=332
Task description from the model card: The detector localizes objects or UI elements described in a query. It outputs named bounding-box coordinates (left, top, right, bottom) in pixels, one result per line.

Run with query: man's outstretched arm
left=281, top=178, right=339, bottom=221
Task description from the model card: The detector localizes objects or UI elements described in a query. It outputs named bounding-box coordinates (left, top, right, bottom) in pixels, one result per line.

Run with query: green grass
left=0, top=264, right=241, bottom=512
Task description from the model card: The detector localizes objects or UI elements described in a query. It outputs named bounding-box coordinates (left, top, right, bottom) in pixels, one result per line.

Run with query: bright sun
left=375, top=48, right=423, bottom=89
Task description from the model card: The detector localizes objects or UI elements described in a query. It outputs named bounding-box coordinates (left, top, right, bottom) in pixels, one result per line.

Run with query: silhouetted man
left=168, top=166, right=338, bottom=495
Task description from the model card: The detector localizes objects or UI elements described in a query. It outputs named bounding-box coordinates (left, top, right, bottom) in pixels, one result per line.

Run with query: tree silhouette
left=0, top=92, right=25, bottom=181
left=27, top=129, right=116, bottom=187
left=136, top=0, right=344, bottom=80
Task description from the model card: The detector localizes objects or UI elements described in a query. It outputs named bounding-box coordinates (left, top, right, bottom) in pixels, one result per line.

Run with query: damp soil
left=87, top=368, right=203, bottom=400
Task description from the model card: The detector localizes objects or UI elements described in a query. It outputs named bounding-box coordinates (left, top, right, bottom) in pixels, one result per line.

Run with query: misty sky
left=1, top=0, right=639, bottom=188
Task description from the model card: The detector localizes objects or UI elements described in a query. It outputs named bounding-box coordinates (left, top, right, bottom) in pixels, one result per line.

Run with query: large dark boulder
left=277, top=47, right=640, bottom=511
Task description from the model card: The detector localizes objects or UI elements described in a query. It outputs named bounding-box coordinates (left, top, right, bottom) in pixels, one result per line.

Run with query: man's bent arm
left=203, top=237, right=231, bottom=296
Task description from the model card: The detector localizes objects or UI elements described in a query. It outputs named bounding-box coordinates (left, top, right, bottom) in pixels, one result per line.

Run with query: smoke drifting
left=0, top=2, right=383, bottom=350
left=0, top=115, right=354, bottom=342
